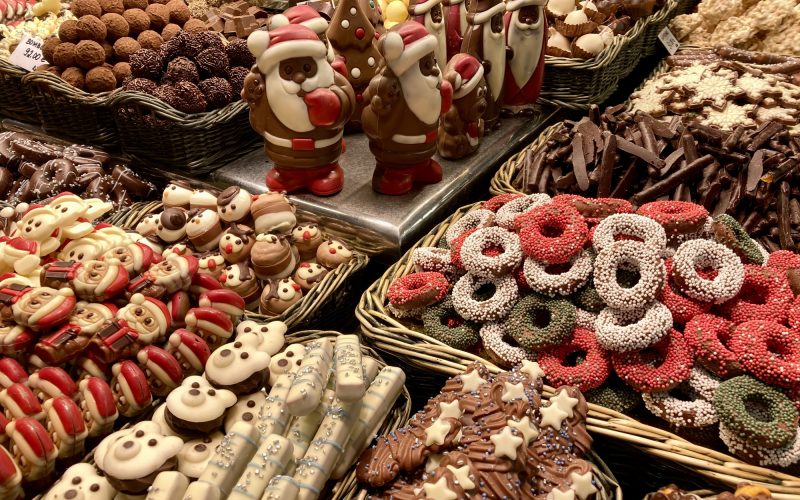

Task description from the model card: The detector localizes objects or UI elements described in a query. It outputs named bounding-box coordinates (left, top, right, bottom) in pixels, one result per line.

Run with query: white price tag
left=658, top=27, right=680, bottom=55
left=9, top=34, right=46, bottom=72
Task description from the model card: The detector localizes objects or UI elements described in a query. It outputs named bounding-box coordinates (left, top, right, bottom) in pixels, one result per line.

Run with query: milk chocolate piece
left=779, top=181, right=795, bottom=250
left=632, top=154, right=714, bottom=204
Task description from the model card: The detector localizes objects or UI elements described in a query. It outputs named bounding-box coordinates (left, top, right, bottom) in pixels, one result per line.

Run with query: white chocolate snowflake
left=699, top=104, right=756, bottom=129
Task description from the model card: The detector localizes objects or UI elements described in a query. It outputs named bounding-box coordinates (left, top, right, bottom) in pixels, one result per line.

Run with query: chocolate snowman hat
left=78, top=377, right=119, bottom=437
left=28, top=367, right=77, bottom=402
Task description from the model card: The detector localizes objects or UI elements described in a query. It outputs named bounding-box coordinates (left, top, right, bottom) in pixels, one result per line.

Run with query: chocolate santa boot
left=372, top=163, right=415, bottom=195
left=266, top=167, right=306, bottom=193
left=308, top=163, right=344, bottom=196
left=413, top=159, right=443, bottom=185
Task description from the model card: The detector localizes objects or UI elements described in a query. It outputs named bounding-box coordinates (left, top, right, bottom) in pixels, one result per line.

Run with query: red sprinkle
left=767, top=250, right=800, bottom=272
left=387, top=272, right=449, bottom=311
left=659, top=259, right=712, bottom=325
left=683, top=313, right=742, bottom=378
left=517, top=204, right=588, bottom=265
left=482, top=193, right=524, bottom=212
left=612, top=329, right=693, bottom=393
left=637, top=201, right=708, bottom=235
left=729, top=320, right=800, bottom=389
left=538, top=327, right=611, bottom=392
left=449, top=228, right=478, bottom=270
left=717, top=265, right=793, bottom=324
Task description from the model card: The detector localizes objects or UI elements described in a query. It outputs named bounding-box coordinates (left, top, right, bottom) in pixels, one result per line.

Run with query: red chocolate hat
left=1, top=383, right=44, bottom=420
left=185, top=307, right=234, bottom=340
left=167, top=329, right=211, bottom=373
left=449, top=53, right=485, bottom=99
left=0, top=358, right=28, bottom=388
left=0, top=444, right=20, bottom=490
left=78, top=377, right=118, bottom=421
left=126, top=294, right=172, bottom=338
left=198, top=289, right=246, bottom=320
left=168, top=291, right=192, bottom=329
left=249, top=24, right=328, bottom=74
left=381, top=21, right=438, bottom=76
left=136, top=346, right=183, bottom=389
left=269, top=5, right=328, bottom=34
left=28, top=367, right=77, bottom=401
left=45, top=395, right=86, bottom=438
left=111, top=360, right=152, bottom=409
left=5, top=417, right=57, bottom=464
left=191, top=272, right=224, bottom=295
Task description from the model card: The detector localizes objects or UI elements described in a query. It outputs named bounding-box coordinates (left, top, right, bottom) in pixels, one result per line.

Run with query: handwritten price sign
left=9, top=34, right=45, bottom=71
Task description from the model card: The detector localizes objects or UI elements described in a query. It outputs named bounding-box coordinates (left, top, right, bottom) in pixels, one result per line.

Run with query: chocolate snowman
left=250, top=192, right=297, bottom=234
left=292, top=223, right=324, bottom=260
left=219, top=224, right=255, bottom=263
left=259, top=278, right=303, bottom=316
left=250, top=233, right=299, bottom=280
left=438, top=53, right=488, bottom=159
left=216, top=186, right=253, bottom=225
left=186, top=209, right=224, bottom=252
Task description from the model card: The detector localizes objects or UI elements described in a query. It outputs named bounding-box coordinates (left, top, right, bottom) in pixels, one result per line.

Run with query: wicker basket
left=0, top=59, right=38, bottom=124
left=640, top=0, right=679, bottom=57
left=22, top=69, right=119, bottom=148
left=489, top=121, right=561, bottom=195
left=110, top=90, right=261, bottom=174
left=108, top=201, right=370, bottom=331
left=356, top=201, right=800, bottom=497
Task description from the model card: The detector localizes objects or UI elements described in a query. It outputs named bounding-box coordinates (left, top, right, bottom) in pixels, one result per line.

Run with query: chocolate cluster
left=203, top=0, right=269, bottom=39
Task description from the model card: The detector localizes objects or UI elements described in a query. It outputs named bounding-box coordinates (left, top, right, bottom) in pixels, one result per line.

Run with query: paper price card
left=9, top=34, right=46, bottom=71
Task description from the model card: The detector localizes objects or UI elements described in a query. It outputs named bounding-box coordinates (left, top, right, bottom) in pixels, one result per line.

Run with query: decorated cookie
left=162, top=181, right=194, bottom=209
left=136, top=346, right=184, bottom=397
left=43, top=395, right=87, bottom=459
left=117, top=294, right=171, bottom=345
left=224, top=390, right=267, bottom=432
left=217, top=186, right=253, bottom=224
left=292, top=223, right=324, bottom=260
left=250, top=192, right=297, bottom=235
left=251, top=233, right=299, bottom=280
left=177, top=431, right=224, bottom=478
left=110, top=360, right=152, bottom=418
left=164, top=375, right=237, bottom=435
left=166, top=329, right=212, bottom=377
left=235, top=320, right=287, bottom=356
left=77, top=377, right=118, bottom=438
left=186, top=209, right=224, bottom=252
left=316, top=239, right=353, bottom=268
left=218, top=224, right=255, bottom=264
left=293, top=262, right=329, bottom=291
left=5, top=417, right=58, bottom=481
left=205, top=335, right=270, bottom=395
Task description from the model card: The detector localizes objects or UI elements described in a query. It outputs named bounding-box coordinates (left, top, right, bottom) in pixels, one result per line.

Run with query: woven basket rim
left=0, top=57, right=28, bottom=77
left=356, top=200, right=800, bottom=497
left=110, top=89, right=250, bottom=124
left=23, top=69, right=119, bottom=106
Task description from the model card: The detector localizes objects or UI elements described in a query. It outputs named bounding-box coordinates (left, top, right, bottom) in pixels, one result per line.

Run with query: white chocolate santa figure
left=408, top=0, right=448, bottom=71
left=245, top=25, right=356, bottom=197
left=503, top=0, right=546, bottom=106
left=461, top=0, right=506, bottom=129
left=443, top=0, right=468, bottom=62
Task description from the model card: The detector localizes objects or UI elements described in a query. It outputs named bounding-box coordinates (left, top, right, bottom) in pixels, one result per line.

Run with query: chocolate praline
left=199, top=77, right=232, bottom=110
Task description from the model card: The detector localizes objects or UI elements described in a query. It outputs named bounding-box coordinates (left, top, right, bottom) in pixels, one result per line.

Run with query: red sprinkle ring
left=789, top=295, right=800, bottom=330
left=482, top=193, right=524, bottom=213
left=729, top=320, right=800, bottom=390
left=637, top=201, right=709, bottom=236
left=553, top=195, right=634, bottom=227
left=612, top=330, right=693, bottom=393
left=683, top=313, right=743, bottom=378
left=387, top=272, right=449, bottom=311
left=538, top=327, right=611, bottom=392
left=518, top=204, right=589, bottom=265
left=449, top=228, right=478, bottom=270
left=767, top=250, right=800, bottom=272
left=717, top=265, right=793, bottom=325
left=658, top=259, right=712, bottom=325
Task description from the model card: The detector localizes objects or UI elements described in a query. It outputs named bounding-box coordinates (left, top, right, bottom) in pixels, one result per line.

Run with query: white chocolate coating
left=224, top=391, right=267, bottom=433
left=286, top=339, right=333, bottom=417
left=235, top=320, right=287, bottom=356
left=43, top=463, right=115, bottom=500
left=333, top=335, right=366, bottom=402
left=146, top=471, right=189, bottom=500
left=268, top=344, right=306, bottom=386
left=94, top=421, right=183, bottom=481
left=263, top=476, right=300, bottom=500
left=228, top=434, right=293, bottom=500
left=166, top=376, right=237, bottom=424
left=256, top=373, right=295, bottom=441
left=178, top=432, right=224, bottom=478
left=182, top=481, right=221, bottom=500
left=197, top=421, right=260, bottom=497
left=205, top=336, right=270, bottom=387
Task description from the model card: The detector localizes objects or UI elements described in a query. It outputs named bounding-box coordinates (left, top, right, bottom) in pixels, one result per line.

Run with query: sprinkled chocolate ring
left=518, top=204, right=588, bottom=265
left=789, top=294, right=800, bottom=330
left=575, top=308, right=598, bottom=330
left=387, top=272, right=449, bottom=311
left=461, top=227, right=523, bottom=278
left=451, top=273, right=519, bottom=322
left=571, top=279, right=605, bottom=313
left=595, top=301, right=672, bottom=353
left=412, top=247, right=457, bottom=277
left=444, top=209, right=495, bottom=246
left=592, top=213, right=667, bottom=254
left=593, top=240, right=665, bottom=312
left=717, top=265, right=793, bottom=324
left=522, top=249, right=593, bottom=297
left=538, top=327, right=611, bottom=392
left=643, top=367, right=720, bottom=428
left=767, top=250, right=800, bottom=272
left=482, top=193, right=524, bottom=212
left=494, top=193, right=551, bottom=230
left=658, top=259, right=712, bottom=325
left=506, top=293, right=576, bottom=351
left=637, top=200, right=709, bottom=236
left=553, top=194, right=634, bottom=226
left=671, top=239, right=744, bottom=304
left=585, top=378, right=641, bottom=414
left=612, top=330, right=693, bottom=393
left=684, top=313, right=743, bottom=379
left=720, top=422, right=800, bottom=467
left=714, top=375, right=799, bottom=449
left=479, top=322, right=533, bottom=369
left=730, top=320, right=800, bottom=390
left=449, top=228, right=477, bottom=270
left=711, top=214, right=765, bottom=265
left=421, top=298, right=480, bottom=350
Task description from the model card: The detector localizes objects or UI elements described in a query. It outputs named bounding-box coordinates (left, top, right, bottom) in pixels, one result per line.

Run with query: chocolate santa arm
left=228, top=434, right=294, bottom=500
left=286, top=339, right=334, bottom=416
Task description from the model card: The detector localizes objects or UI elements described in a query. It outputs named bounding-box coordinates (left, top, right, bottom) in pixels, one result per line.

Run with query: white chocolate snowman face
left=177, top=431, right=224, bottom=478
left=136, top=214, right=159, bottom=237
left=18, top=207, right=59, bottom=241
left=43, top=463, right=115, bottom=500
left=163, top=183, right=194, bottom=208
left=217, top=188, right=252, bottom=223
left=235, top=320, right=286, bottom=355
left=268, top=344, right=306, bottom=386
left=166, top=376, right=236, bottom=423
left=292, top=224, right=320, bottom=243
left=205, top=335, right=270, bottom=387
left=50, top=196, right=87, bottom=225
left=197, top=253, right=225, bottom=277
left=93, top=421, right=183, bottom=481
left=156, top=209, right=188, bottom=244
left=224, top=391, right=266, bottom=432
left=186, top=210, right=221, bottom=239
left=221, top=264, right=254, bottom=288
left=219, top=229, right=252, bottom=261
left=274, top=278, right=302, bottom=301
left=190, top=190, right=218, bottom=210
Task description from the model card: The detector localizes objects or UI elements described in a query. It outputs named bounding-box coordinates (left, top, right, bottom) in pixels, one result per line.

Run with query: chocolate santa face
left=43, top=395, right=87, bottom=459
left=146, top=255, right=196, bottom=295
left=28, top=367, right=77, bottom=402
left=156, top=208, right=188, bottom=243
left=251, top=233, right=298, bottom=280
left=186, top=209, right=224, bottom=252
left=18, top=206, right=59, bottom=242
left=104, top=243, right=154, bottom=276
left=77, top=377, right=118, bottom=438
left=71, top=302, right=116, bottom=334
left=117, top=294, right=170, bottom=345
left=73, top=260, right=129, bottom=302
left=0, top=323, right=34, bottom=357
left=110, top=361, right=152, bottom=418
left=259, top=278, right=303, bottom=316
left=59, top=238, right=104, bottom=263
left=166, top=330, right=211, bottom=377
left=292, top=223, right=324, bottom=259
left=6, top=417, right=57, bottom=480
left=12, top=287, right=75, bottom=331
left=43, top=463, right=115, bottom=500
left=162, top=182, right=194, bottom=209
left=136, top=346, right=183, bottom=397
left=217, top=186, right=253, bottom=224
left=219, top=224, right=255, bottom=263
left=293, top=262, right=329, bottom=291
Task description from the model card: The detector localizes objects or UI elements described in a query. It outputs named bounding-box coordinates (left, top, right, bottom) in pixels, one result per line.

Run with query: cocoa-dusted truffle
left=153, top=83, right=181, bottom=107
left=122, top=0, right=145, bottom=8
left=228, top=65, right=248, bottom=98
left=194, top=30, right=223, bottom=51
left=166, top=0, right=189, bottom=25
left=101, top=40, right=114, bottom=60
left=173, top=80, right=206, bottom=113
left=61, top=66, right=85, bottom=89
left=225, top=38, right=254, bottom=68
left=43, top=65, right=62, bottom=76
left=76, top=15, right=107, bottom=42
left=199, top=77, right=231, bottom=109
left=129, top=48, right=163, bottom=80
left=161, top=23, right=180, bottom=40
left=124, top=76, right=157, bottom=93
left=75, top=39, right=106, bottom=69
left=58, top=19, right=80, bottom=43
left=101, top=12, right=128, bottom=39
left=195, top=47, right=227, bottom=77
left=52, top=42, right=77, bottom=67
left=137, top=30, right=163, bottom=50
left=112, top=61, right=131, bottom=84
left=113, top=36, right=140, bottom=61
left=42, top=36, right=61, bottom=64
left=182, top=18, right=206, bottom=33
left=163, top=56, right=198, bottom=83
left=70, top=0, right=101, bottom=17
left=86, top=65, right=116, bottom=92
left=145, top=3, right=170, bottom=30
left=123, top=8, right=150, bottom=35
left=98, top=0, right=123, bottom=14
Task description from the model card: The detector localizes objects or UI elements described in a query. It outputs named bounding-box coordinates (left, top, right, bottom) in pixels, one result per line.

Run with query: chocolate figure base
left=205, top=370, right=266, bottom=396
left=165, top=407, right=226, bottom=436
left=106, top=456, right=179, bottom=494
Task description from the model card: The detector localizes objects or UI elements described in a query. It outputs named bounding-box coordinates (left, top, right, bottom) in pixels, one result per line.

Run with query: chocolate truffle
left=182, top=18, right=206, bottom=33
left=161, top=23, right=181, bottom=40
left=154, top=84, right=181, bottom=108
left=228, top=65, right=247, bottom=98
left=194, top=30, right=223, bottom=51
left=76, top=15, right=107, bottom=42
left=123, top=8, right=150, bottom=35
left=124, top=76, right=157, bottom=93
left=180, top=31, right=203, bottom=57
left=199, top=77, right=231, bottom=109
left=101, top=12, right=128, bottom=39
left=58, top=19, right=80, bottom=43
left=52, top=42, right=77, bottom=67
left=86, top=66, right=116, bottom=92
left=70, top=0, right=102, bottom=17
left=43, top=65, right=62, bottom=76
left=173, top=81, right=206, bottom=113
left=99, top=0, right=123, bottom=14
left=195, top=47, right=227, bottom=77
left=113, top=36, right=140, bottom=61
left=225, top=38, right=254, bottom=68
left=61, top=66, right=86, bottom=89
left=101, top=40, right=114, bottom=60
left=145, top=3, right=170, bottom=30
left=137, top=29, right=163, bottom=50
left=42, top=36, right=61, bottom=64
left=75, top=39, right=106, bottom=69
left=164, top=56, right=198, bottom=83
left=166, top=0, right=189, bottom=25
left=112, top=61, right=131, bottom=84
left=122, top=0, right=146, bottom=8
left=130, top=48, right=163, bottom=80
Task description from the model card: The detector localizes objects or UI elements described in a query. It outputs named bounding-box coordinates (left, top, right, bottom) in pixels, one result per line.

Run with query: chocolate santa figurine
left=443, top=0, right=468, bottom=62
left=438, top=54, right=488, bottom=159
left=326, top=0, right=382, bottom=130
left=362, top=21, right=453, bottom=195
left=503, top=0, right=546, bottom=106
left=269, top=5, right=337, bottom=65
left=407, top=0, right=447, bottom=71
left=461, top=0, right=506, bottom=130
left=244, top=25, right=356, bottom=196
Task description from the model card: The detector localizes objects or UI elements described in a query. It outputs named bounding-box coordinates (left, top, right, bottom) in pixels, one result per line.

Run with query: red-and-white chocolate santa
left=503, top=0, right=547, bottom=105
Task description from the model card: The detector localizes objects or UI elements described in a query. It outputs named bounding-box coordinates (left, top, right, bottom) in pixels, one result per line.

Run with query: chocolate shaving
left=597, top=133, right=616, bottom=197
left=571, top=134, right=590, bottom=191
left=779, top=182, right=795, bottom=250
left=616, top=136, right=666, bottom=168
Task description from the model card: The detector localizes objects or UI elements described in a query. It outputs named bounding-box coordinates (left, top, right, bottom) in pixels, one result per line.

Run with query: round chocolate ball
left=76, top=15, right=107, bottom=42
left=163, top=56, right=198, bottom=83
left=145, top=4, right=170, bottom=30
left=42, top=36, right=61, bottom=65
left=124, top=76, right=157, bottom=94
left=129, top=48, right=163, bottom=80
left=182, top=18, right=206, bottom=33
left=86, top=66, right=117, bottom=92
left=172, top=80, right=206, bottom=113
left=193, top=30, right=223, bottom=51
left=122, top=0, right=146, bottom=8
left=52, top=42, right=77, bottom=68
left=153, top=84, right=181, bottom=108
left=99, top=0, right=124, bottom=14
left=195, top=47, right=228, bottom=77
left=58, top=19, right=80, bottom=43
left=228, top=65, right=248, bottom=99
left=70, top=0, right=102, bottom=17
left=137, top=29, right=163, bottom=50
left=75, top=40, right=106, bottom=69
left=113, top=36, right=140, bottom=62
left=225, top=38, right=254, bottom=68
left=198, top=77, right=231, bottom=110
left=101, top=12, right=129, bottom=40
left=61, top=66, right=85, bottom=89
left=112, top=61, right=131, bottom=84
left=123, top=8, right=150, bottom=35
left=101, top=40, right=114, bottom=60
left=166, top=0, right=189, bottom=25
